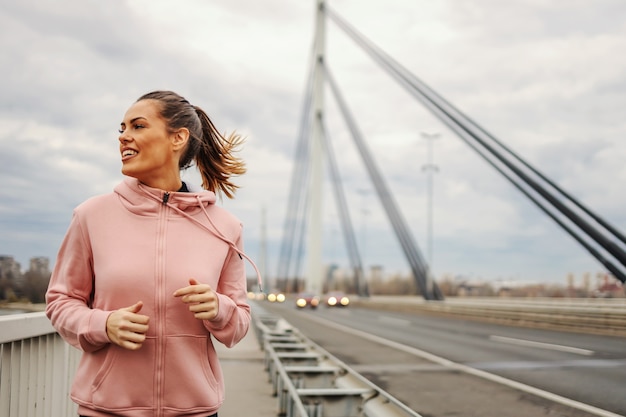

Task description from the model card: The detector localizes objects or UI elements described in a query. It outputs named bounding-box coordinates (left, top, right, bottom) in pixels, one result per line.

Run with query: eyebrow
left=120, top=116, right=147, bottom=126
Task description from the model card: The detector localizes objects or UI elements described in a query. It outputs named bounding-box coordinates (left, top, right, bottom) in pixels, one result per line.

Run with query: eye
left=133, top=124, right=145, bottom=130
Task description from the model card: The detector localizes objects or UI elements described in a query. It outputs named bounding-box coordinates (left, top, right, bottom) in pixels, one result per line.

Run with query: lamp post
left=357, top=188, right=370, bottom=273
left=421, top=131, right=440, bottom=297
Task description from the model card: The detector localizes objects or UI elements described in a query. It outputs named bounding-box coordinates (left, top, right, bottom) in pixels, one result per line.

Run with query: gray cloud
left=0, top=0, right=624, bottom=287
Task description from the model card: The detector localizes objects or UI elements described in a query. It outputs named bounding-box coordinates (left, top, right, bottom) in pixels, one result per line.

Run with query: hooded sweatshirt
left=46, top=177, right=254, bottom=417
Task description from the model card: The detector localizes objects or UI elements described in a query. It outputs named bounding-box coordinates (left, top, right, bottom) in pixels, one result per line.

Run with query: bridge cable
left=318, top=114, right=370, bottom=296
left=332, top=20, right=626, bottom=281
left=276, top=47, right=316, bottom=289
left=324, top=64, right=443, bottom=299
left=326, top=6, right=626, bottom=282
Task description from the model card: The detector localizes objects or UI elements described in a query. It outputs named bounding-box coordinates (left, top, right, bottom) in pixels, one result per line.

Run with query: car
left=266, top=290, right=286, bottom=303
left=324, top=291, right=350, bottom=307
left=247, top=291, right=266, bottom=301
left=295, top=292, right=320, bottom=309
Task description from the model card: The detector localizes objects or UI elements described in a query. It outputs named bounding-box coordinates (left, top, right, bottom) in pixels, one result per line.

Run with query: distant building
left=0, top=255, right=21, bottom=282
left=594, top=274, right=624, bottom=298
left=491, top=279, right=539, bottom=296
left=29, top=257, right=50, bottom=275
left=0, top=255, right=22, bottom=300
left=456, top=279, right=494, bottom=297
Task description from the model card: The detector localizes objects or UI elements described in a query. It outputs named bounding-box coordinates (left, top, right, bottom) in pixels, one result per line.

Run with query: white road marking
left=489, top=335, right=595, bottom=356
left=297, top=310, right=622, bottom=417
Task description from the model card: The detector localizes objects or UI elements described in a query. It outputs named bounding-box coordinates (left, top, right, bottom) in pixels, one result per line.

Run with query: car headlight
left=296, top=298, right=306, bottom=308
left=276, top=293, right=286, bottom=303
left=327, top=296, right=337, bottom=306
left=267, top=293, right=277, bottom=302
left=340, top=297, right=350, bottom=306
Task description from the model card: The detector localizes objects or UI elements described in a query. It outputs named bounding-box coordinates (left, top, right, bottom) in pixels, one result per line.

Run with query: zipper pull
left=162, top=192, right=170, bottom=204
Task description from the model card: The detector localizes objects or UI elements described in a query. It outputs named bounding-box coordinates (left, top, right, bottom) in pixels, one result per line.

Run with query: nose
left=119, top=131, right=131, bottom=143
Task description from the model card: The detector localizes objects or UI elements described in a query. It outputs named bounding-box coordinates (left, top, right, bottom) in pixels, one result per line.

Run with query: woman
left=46, top=90, right=260, bottom=417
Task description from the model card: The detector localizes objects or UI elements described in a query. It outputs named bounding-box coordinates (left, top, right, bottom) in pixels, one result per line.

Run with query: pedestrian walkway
left=214, top=326, right=277, bottom=417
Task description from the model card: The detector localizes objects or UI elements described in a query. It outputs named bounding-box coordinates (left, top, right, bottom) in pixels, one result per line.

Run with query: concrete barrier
left=351, top=296, right=626, bottom=337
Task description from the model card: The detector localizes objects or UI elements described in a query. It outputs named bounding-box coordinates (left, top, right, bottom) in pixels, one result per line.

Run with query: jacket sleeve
left=203, top=225, right=251, bottom=347
left=45, top=211, right=111, bottom=352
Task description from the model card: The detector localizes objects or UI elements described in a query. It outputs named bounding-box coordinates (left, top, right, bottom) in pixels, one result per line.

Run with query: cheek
left=143, top=140, right=172, bottom=162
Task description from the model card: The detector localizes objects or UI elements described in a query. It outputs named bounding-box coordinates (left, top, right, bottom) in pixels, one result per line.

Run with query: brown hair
left=137, top=90, right=246, bottom=198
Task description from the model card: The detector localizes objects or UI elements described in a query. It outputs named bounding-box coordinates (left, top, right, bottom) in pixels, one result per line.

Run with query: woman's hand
left=173, top=278, right=219, bottom=320
left=106, top=301, right=150, bottom=350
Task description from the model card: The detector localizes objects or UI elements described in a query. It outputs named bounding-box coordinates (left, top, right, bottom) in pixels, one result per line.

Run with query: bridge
left=274, top=1, right=626, bottom=301
left=2, top=1, right=626, bottom=416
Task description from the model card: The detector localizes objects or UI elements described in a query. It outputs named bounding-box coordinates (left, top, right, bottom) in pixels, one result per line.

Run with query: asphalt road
left=257, top=300, right=626, bottom=417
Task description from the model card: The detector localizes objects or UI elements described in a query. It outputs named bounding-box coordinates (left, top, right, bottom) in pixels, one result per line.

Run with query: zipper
left=155, top=200, right=168, bottom=416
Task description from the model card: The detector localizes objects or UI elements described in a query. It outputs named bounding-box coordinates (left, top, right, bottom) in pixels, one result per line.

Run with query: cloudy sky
left=1, top=0, right=625, bottom=288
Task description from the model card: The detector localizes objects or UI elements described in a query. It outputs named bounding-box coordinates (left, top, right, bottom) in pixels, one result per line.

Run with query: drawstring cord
left=137, top=184, right=263, bottom=292
left=195, top=196, right=264, bottom=293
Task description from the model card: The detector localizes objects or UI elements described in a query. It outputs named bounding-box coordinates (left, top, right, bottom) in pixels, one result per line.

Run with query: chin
left=121, top=167, right=139, bottom=179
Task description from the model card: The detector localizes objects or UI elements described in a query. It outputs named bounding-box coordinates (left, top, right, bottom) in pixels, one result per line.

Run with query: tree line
left=0, top=265, right=50, bottom=304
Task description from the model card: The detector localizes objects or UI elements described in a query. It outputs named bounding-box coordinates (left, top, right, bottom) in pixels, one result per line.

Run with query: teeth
left=122, top=149, right=137, bottom=157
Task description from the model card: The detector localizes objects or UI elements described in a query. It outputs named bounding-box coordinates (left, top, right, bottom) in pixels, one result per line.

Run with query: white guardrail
left=0, top=311, right=79, bottom=417
left=252, top=308, right=423, bottom=417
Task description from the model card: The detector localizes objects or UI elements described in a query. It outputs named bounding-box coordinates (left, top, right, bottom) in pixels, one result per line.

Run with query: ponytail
left=137, top=90, right=246, bottom=198
left=193, top=106, right=246, bottom=198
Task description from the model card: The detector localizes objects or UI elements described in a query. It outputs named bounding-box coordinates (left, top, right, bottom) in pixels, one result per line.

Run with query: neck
left=139, top=177, right=183, bottom=192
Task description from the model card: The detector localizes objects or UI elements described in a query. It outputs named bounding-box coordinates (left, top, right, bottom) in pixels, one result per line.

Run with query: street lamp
left=357, top=188, right=370, bottom=272
left=421, top=131, right=440, bottom=297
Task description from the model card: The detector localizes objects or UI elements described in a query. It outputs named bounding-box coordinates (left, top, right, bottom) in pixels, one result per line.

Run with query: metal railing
left=252, top=309, right=423, bottom=417
left=0, top=312, right=79, bottom=417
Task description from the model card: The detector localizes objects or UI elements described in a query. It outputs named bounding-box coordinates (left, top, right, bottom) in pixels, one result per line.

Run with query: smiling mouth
left=122, top=149, right=138, bottom=158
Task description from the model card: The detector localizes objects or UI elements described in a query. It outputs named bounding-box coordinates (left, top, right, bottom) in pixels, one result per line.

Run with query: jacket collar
left=114, top=177, right=216, bottom=216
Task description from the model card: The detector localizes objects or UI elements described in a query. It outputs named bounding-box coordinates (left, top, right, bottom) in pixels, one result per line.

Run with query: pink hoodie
left=46, top=177, right=255, bottom=417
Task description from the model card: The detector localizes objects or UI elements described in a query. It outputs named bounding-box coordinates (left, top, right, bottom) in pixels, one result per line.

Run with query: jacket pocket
left=91, top=338, right=156, bottom=410
left=162, top=335, right=223, bottom=410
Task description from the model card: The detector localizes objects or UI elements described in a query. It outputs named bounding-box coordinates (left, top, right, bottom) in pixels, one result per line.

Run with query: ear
left=171, top=128, right=190, bottom=151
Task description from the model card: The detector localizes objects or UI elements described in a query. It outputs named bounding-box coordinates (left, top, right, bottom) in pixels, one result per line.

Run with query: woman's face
left=118, top=99, right=180, bottom=187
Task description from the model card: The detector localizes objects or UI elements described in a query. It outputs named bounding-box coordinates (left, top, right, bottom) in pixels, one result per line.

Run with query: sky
left=1, top=0, right=625, bottom=288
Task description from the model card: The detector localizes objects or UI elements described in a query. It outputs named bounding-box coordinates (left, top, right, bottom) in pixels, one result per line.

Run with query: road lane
left=259, top=301, right=626, bottom=417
